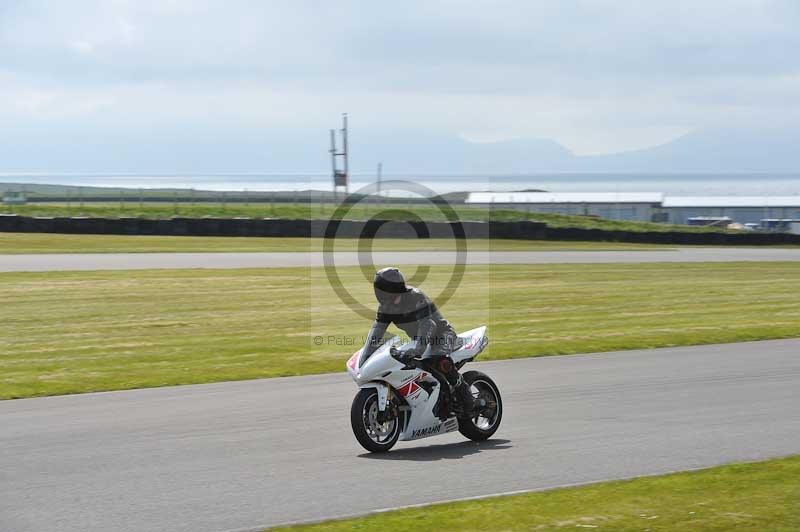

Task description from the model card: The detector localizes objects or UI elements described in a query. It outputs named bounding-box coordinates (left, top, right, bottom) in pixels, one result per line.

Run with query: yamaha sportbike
left=346, top=326, right=502, bottom=452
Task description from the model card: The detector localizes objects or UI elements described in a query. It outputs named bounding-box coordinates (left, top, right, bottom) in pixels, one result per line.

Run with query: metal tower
left=329, top=113, right=349, bottom=198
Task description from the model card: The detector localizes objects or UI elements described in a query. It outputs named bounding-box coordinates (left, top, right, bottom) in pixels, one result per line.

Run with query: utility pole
left=329, top=113, right=349, bottom=201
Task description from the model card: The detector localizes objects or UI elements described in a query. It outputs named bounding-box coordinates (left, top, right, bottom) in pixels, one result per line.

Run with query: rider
left=362, top=267, right=475, bottom=415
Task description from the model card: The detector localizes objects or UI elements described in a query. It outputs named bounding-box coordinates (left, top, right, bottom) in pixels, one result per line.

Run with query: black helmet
left=373, top=267, right=408, bottom=304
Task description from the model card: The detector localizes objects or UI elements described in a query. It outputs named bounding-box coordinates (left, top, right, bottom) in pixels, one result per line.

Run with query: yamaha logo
left=411, top=424, right=442, bottom=438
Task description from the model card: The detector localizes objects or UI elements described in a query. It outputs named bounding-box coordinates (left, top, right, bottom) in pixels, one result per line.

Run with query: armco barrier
left=2, top=214, right=800, bottom=244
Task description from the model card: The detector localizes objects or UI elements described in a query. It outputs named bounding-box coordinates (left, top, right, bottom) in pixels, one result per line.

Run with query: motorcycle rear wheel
left=457, top=370, right=503, bottom=441
left=350, top=388, right=400, bottom=452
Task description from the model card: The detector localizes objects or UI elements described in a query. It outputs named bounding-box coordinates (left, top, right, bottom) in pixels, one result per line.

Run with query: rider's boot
left=454, top=376, right=477, bottom=415
left=432, top=390, right=449, bottom=422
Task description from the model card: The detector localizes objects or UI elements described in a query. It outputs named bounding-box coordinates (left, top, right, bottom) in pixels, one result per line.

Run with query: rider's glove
left=405, top=346, right=424, bottom=360
left=391, top=347, right=419, bottom=362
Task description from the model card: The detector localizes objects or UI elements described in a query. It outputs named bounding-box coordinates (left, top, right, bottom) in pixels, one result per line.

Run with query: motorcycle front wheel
left=350, top=388, right=401, bottom=452
left=457, top=370, right=503, bottom=441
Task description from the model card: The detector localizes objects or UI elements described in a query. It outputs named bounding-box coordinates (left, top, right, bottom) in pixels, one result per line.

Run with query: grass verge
left=1, top=262, right=799, bottom=399
left=1, top=201, right=731, bottom=232
left=0, top=233, right=673, bottom=253
left=271, top=455, right=800, bottom=531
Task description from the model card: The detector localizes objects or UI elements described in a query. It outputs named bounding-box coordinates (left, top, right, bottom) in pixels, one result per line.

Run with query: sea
left=1, top=173, right=799, bottom=197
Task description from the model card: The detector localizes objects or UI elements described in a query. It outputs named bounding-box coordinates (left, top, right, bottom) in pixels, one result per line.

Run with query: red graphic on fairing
left=463, top=335, right=480, bottom=350
left=347, top=349, right=361, bottom=370
left=397, top=372, right=428, bottom=398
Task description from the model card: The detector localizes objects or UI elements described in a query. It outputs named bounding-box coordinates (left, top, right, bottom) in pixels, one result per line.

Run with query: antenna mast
left=329, top=113, right=349, bottom=199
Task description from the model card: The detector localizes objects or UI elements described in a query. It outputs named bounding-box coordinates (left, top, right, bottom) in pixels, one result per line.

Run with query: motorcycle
left=346, top=326, right=502, bottom=452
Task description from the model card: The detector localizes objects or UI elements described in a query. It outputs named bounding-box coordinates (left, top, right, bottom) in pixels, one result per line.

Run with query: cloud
left=0, top=0, right=798, bottom=161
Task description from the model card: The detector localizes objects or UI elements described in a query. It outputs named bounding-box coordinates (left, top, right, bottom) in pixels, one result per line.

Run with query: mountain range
left=0, top=125, right=797, bottom=174
left=363, top=126, right=800, bottom=174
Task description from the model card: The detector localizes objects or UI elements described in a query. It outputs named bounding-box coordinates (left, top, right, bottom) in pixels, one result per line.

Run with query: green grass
left=1, top=201, right=730, bottom=232
left=272, top=455, right=800, bottom=531
left=2, top=262, right=800, bottom=399
left=0, top=232, right=673, bottom=253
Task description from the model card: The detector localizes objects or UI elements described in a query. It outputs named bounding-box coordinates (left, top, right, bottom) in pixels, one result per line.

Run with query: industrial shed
left=465, top=192, right=800, bottom=226
left=661, top=196, right=800, bottom=225
left=465, top=192, right=664, bottom=221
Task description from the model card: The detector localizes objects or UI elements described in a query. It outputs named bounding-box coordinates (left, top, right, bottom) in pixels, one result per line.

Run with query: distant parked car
left=727, top=222, right=751, bottom=231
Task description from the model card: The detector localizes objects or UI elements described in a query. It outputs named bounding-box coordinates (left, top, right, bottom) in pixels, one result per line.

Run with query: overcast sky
left=1, top=0, right=798, bottom=168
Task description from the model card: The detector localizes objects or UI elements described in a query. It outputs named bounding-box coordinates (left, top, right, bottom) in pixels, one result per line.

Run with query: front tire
left=350, top=388, right=400, bottom=452
left=458, top=371, right=503, bottom=441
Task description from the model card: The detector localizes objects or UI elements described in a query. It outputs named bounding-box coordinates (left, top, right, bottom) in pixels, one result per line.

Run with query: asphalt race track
left=3, top=247, right=800, bottom=271
left=2, top=339, right=799, bottom=532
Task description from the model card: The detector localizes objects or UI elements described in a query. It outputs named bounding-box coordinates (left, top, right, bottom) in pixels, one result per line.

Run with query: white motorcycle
left=346, top=326, right=502, bottom=452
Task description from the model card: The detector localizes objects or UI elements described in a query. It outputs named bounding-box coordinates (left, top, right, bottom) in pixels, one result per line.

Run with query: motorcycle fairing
left=450, top=326, right=488, bottom=364
left=347, top=327, right=488, bottom=442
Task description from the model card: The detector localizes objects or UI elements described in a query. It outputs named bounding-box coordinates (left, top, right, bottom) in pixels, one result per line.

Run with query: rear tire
left=457, top=371, right=502, bottom=441
left=350, top=388, right=400, bottom=453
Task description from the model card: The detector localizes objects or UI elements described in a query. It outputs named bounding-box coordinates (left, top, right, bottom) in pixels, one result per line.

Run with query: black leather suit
left=363, top=286, right=457, bottom=360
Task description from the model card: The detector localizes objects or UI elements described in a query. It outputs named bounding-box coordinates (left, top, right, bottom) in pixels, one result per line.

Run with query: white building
left=661, top=196, right=800, bottom=225
left=465, top=192, right=800, bottom=225
left=465, top=192, right=664, bottom=221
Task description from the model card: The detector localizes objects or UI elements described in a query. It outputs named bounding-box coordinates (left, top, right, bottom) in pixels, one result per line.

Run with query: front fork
left=361, top=383, right=410, bottom=427
left=377, top=385, right=392, bottom=423
left=360, top=382, right=392, bottom=422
